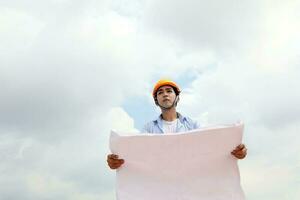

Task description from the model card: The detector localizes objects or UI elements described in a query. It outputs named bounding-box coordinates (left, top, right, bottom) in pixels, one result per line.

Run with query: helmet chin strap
left=158, top=96, right=179, bottom=110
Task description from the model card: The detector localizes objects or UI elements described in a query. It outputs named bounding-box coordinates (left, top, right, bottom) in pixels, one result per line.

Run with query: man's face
left=156, top=85, right=176, bottom=108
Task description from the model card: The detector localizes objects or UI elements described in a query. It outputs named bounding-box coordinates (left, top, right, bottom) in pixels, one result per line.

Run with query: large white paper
left=109, top=123, right=245, bottom=200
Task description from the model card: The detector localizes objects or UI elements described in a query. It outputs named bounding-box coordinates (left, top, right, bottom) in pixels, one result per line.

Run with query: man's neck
left=161, top=108, right=177, bottom=121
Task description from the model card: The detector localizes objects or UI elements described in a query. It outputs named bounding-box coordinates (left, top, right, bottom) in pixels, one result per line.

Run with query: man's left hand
left=231, top=144, right=247, bottom=159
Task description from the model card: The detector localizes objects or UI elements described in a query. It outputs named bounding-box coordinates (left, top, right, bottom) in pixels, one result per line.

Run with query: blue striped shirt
left=141, top=113, right=200, bottom=134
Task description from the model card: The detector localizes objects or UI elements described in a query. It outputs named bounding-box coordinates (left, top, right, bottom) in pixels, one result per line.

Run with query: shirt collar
left=154, top=112, right=186, bottom=133
left=154, top=112, right=187, bottom=124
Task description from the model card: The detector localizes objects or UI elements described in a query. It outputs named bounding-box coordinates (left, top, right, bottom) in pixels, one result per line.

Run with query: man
left=107, top=79, right=247, bottom=169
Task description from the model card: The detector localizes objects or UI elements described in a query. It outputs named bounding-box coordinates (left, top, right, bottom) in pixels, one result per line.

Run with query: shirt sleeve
left=193, top=120, right=201, bottom=129
left=140, top=122, right=150, bottom=133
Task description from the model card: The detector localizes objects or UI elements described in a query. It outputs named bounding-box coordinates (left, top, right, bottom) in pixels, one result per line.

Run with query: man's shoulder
left=180, top=115, right=200, bottom=129
left=145, top=117, right=159, bottom=126
left=141, top=120, right=157, bottom=133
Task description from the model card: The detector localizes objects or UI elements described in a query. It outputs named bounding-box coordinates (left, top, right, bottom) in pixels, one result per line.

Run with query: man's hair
left=154, top=86, right=179, bottom=98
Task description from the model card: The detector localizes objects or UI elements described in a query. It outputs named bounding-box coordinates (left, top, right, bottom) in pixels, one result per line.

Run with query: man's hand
left=107, top=154, right=125, bottom=169
left=231, top=144, right=247, bottom=159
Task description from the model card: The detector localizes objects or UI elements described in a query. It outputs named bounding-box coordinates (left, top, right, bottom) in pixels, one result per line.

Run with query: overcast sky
left=1, top=0, right=300, bottom=199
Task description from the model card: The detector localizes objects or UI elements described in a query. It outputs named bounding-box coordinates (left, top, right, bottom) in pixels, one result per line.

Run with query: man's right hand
left=107, top=154, right=125, bottom=169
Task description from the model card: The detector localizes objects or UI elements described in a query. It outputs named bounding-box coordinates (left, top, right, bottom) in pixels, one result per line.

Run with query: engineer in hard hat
left=107, top=79, right=247, bottom=169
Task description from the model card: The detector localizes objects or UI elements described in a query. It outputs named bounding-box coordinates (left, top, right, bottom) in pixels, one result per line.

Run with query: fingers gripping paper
left=109, top=123, right=245, bottom=200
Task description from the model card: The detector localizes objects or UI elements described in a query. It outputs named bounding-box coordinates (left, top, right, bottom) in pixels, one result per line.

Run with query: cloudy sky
left=1, top=0, right=300, bottom=199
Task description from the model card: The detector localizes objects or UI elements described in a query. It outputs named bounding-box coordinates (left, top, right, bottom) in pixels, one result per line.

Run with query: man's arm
left=140, top=122, right=151, bottom=133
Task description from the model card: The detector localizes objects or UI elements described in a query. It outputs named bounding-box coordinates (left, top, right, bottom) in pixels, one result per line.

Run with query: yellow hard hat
left=152, top=79, right=181, bottom=97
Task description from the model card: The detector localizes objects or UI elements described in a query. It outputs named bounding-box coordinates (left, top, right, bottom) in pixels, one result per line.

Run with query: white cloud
left=143, top=0, right=261, bottom=51
left=0, top=7, right=44, bottom=58
left=0, top=106, right=131, bottom=199
left=108, top=107, right=138, bottom=133
left=240, top=156, right=300, bottom=200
